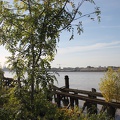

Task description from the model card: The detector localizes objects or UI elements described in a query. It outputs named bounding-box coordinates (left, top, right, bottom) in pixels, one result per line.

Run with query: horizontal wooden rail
left=52, top=85, right=103, bottom=97
left=63, top=88, right=103, bottom=97
left=54, top=90, right=120, bottom=108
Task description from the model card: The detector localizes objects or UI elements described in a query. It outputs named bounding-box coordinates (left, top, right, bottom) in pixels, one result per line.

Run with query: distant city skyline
left=2, top=65, right=120, bottom=73
left=0, top=0, right=120, bottom=68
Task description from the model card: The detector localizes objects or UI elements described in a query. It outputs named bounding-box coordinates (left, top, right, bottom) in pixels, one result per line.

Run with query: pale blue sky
left=0, top=0, right=120, bottom=68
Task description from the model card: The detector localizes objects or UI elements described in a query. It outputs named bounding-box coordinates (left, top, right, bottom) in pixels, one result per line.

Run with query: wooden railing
left=2, top=75, right=120, bottom=117
left=52, top=75, right=120, bottom=117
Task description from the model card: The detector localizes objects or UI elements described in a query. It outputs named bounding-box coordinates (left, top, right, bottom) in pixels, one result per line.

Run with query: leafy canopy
left=0, top=0, right=101, bottom=119
left=0, top=0, right=100, bottom=87
left=0, top=0, right=101, bottom=107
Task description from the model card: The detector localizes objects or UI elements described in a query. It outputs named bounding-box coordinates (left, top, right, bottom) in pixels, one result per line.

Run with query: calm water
left=54, top=72, right=105, bottom=92
left=4, top=71, right=105, bottom=92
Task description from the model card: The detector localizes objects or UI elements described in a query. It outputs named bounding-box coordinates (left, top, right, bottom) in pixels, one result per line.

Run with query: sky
left=0, top=0, right=120, bottom=68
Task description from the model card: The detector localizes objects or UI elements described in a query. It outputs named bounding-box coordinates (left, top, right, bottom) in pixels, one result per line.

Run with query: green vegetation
left=0, top=67, right=4, bottom=80
left=0, top=85, right=114, bottom=120
left=99, top=67, right=120, bottom=102
left=1, top=0, right=116, bottom=120
left=0, top=67, right=4, bottom=89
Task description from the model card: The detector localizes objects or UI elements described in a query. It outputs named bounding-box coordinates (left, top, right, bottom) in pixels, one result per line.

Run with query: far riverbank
left=51, top=66, right=120, bottom=72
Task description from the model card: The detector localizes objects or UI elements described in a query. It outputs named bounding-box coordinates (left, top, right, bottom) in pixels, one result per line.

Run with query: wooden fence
left=1, top=75, right=120, bottom=117
left=52, top=75, right=120, bottom=117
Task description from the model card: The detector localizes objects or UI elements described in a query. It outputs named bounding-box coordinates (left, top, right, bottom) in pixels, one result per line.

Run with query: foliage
left=0, top=87, right=69, bottom=120
left=84, top=113, right=113, bottom=120
left=1, top=83, right=113, bottom=120
left=0, top=0, right=101, bottom=119
left=0, top=0, right=100, bottom=107
left=60, top=106, right=113, bottom=120
left=0, top=67, right=4, bottom=90
left=0, top=85, right=113, bottom=120
left=0, top=67, right=4, bottom=83
left=99, top=67, right=120, bottom=102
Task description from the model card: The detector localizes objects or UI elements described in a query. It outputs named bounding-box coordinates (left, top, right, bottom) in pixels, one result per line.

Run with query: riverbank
left=51, top=66, right=120, bottom=72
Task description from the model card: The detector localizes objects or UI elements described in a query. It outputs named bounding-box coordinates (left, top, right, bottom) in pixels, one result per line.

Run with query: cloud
left=57, top=41, right=120, bottom=54
left=101, top=25, right=120, bottom=28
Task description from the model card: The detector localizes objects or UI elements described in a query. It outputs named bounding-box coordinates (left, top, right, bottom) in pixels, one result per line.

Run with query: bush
left=0, top=80, right=114, bottom=120
left=99, top=67, right=120, bottom=102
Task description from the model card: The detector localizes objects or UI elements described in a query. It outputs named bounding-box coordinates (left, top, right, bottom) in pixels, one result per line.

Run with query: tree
left=0, top=67, right=4, bottom=89
left=0, top=0, right=100, bottom=110
left=99, top=67, right=120, bottom=102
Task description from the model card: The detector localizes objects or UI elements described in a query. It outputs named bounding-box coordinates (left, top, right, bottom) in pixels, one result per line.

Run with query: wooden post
left=82, top=88, right=97, bottom=114
left=70, top=97, right=74, bottom=108
left=74, top=92, right=79, bottom=106
left=91, top=88, right=97, bottom=114
left=64, top=75, right=70, bottom=107
left=65, top=75, right=69, bottom=89
left=92, top=88, right=96, bottom=94
left=57, top=94, right=61, bottom=108
left=62, top=96, right=69, bottom=107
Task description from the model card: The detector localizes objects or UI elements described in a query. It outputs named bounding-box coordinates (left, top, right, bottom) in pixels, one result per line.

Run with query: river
left=54, top=72, right=104, bottom=91
left=4, top=71, right=104, bottom=91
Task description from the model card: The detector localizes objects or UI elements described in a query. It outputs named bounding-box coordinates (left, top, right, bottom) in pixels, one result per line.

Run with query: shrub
left=99, top=67, right=120, bottom=102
